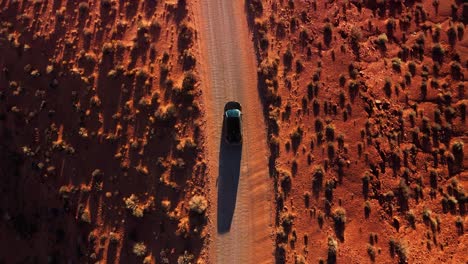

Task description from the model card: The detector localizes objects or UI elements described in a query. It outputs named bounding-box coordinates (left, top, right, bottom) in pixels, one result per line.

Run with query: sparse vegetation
left=189, top=195, right=208, bottom=215
left=133, top=242, right=147, bottom=257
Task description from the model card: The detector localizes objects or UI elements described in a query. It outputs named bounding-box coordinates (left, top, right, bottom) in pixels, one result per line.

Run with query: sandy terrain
left=0, top=0, right=208, bottom=263
left=194, top=0, right=274, bottom=263
left=246, top=0, right=467, bottom=263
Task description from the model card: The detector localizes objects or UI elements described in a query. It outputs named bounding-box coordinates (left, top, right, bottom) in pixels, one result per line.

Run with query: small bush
left=449, top=141, right=464, bottom=174
left=376, top=33, right=388, bottom=50
left=327, top=236, right=338, bottom=264
left=364, top=201, right=371, bottom=218
left=367, top=244, right=376, bottom=262
left=432, top=43, right=444, bottom=62
left=323, top=23, right=332, bottom=46
left=283, top=48, right=293, bottom=69
left=178, top=23, right=194, bottom=51
left=312, top=166, right=324, bottom=196
left=325, top=124, right=335, bottom=141
left=78, top=2, right=90, bottom=16
left=133, top=242, right=147, bottom=257
left=406, top=210, right=416, bottom=228
left=455, top=216, right=464, bottom=234
left=447, top=26, right=457, bottom=45
left=333, top=208, right=346, bottom=240
left=189, top=195, right=208, bottom=215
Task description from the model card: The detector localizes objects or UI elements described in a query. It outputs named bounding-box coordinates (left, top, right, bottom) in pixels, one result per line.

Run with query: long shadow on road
left=217, top=136, right=242, bottom=234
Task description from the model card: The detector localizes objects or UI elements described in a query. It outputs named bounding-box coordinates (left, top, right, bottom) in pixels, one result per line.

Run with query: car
left=223, top=101, right=243, bottom=144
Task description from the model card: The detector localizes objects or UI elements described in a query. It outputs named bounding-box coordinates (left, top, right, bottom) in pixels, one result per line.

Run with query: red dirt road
left=194, top=0, right=274, bottom=263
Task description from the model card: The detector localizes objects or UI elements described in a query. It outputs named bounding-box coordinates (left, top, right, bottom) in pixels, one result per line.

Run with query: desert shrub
left=362, top=173, right=370, bottom=198
left=449, top=141, right=464, bottom=174
left=102, top=42, right=114, bottom=55
left=367, top=244, right=376, bottom=262
left=295, top=59, right=304, bottom=73
left=408, top=61, right=416, bottom=75
left=455, top=216, right=464, bottom=234
left=178, top=23, right=194, bottom=51
left=450, top=62, right=462, bottom=80
left=280, top=169, right=292, bottom=194
left=327, top=236, right=338, bottom=264
left=406, top=210, right=416, bottom=228
left=176, top=137, right=197, bottom=154
left=283, top=48, right=293, bottom=69
left=182, top=49, right=196, bottom=69
left=327, top=142, right=335, bottom=160
left=339, top=74, right=346, bottom=87
left=323, top=23, right=332, bottom=46
left=160, top=64, right=169, bottom=81
left=248, top=0, right=263, bottom=17
left=317, top=211, right=324, bottom=228
left=294, top=254, right=306, bottom=264
left=154, top=104, right=177, bottom=123
left=457, top=23, right=465, bottom=39
left=389, top=238, right=409, bottom=263
left=280, top=211, right=295, bottom=232
left=350, top=26, right=362, bottom=48
left=376, top=33, right=388, bottom=50
left=182, top=71, right=197, bottom=91
left=325, top=124, right=335, bottom=141
left=447, top=26, right=457, bottom=45
left=364, top=201, right=371, bottom=218
left=398, top=180, right=410, bottom=211
left=312, top=166, right=324, bottom=196
left=290, top=125, right=303, bottom=146
left=78, top=2, right=90, bottom=16
left=432, top=43, right=444, bottom=62
left=133, top=242, right=147, bottom=257
left=386, top=18, right=396, bottom=37
left=314, top=118, right=324, bottom=134
left=325, top=180, right=335, bottom=201
left=124, top=195, right=145, bottom=218
left=459, top=103, right=466, bottom=121
left=392, top=58, right=402, bottom=72
left=429, top=169, right=438, bottom=189
left=299, top=28, right=310, bottom=47
left=333, top=208, right=346, bottom=240
left=177, top=251, right=194, bottom=264
left=420, top=81, right=427, bottom=99
left=101, top=0, right=112, bottom=9
left=384, top=78, right=392, bottom=97
left=189, top=195, right=208, bottom=215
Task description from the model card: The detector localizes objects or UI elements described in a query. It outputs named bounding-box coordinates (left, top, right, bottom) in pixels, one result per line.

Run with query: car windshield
left=226, top=109, right=241, bottom=118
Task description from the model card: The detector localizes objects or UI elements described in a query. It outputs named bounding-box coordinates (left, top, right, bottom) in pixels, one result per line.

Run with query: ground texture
left=246, top=0, right=467, bottom=263
left=0, top=0, right=208, bottom=263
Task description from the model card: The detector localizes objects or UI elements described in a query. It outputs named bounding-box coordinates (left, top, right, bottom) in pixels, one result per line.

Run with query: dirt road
left=194, top=0, right=274, bottom=263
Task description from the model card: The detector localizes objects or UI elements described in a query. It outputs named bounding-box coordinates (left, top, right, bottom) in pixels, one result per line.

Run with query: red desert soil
left=193, top=0, right=274, bottom=263
left=0, top=0, right=209, bottom=263
left=246, top=0, right=467, bottom=263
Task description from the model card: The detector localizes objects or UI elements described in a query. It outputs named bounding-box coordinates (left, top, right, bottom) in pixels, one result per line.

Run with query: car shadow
left=217, top=134, right=242, bottom=234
